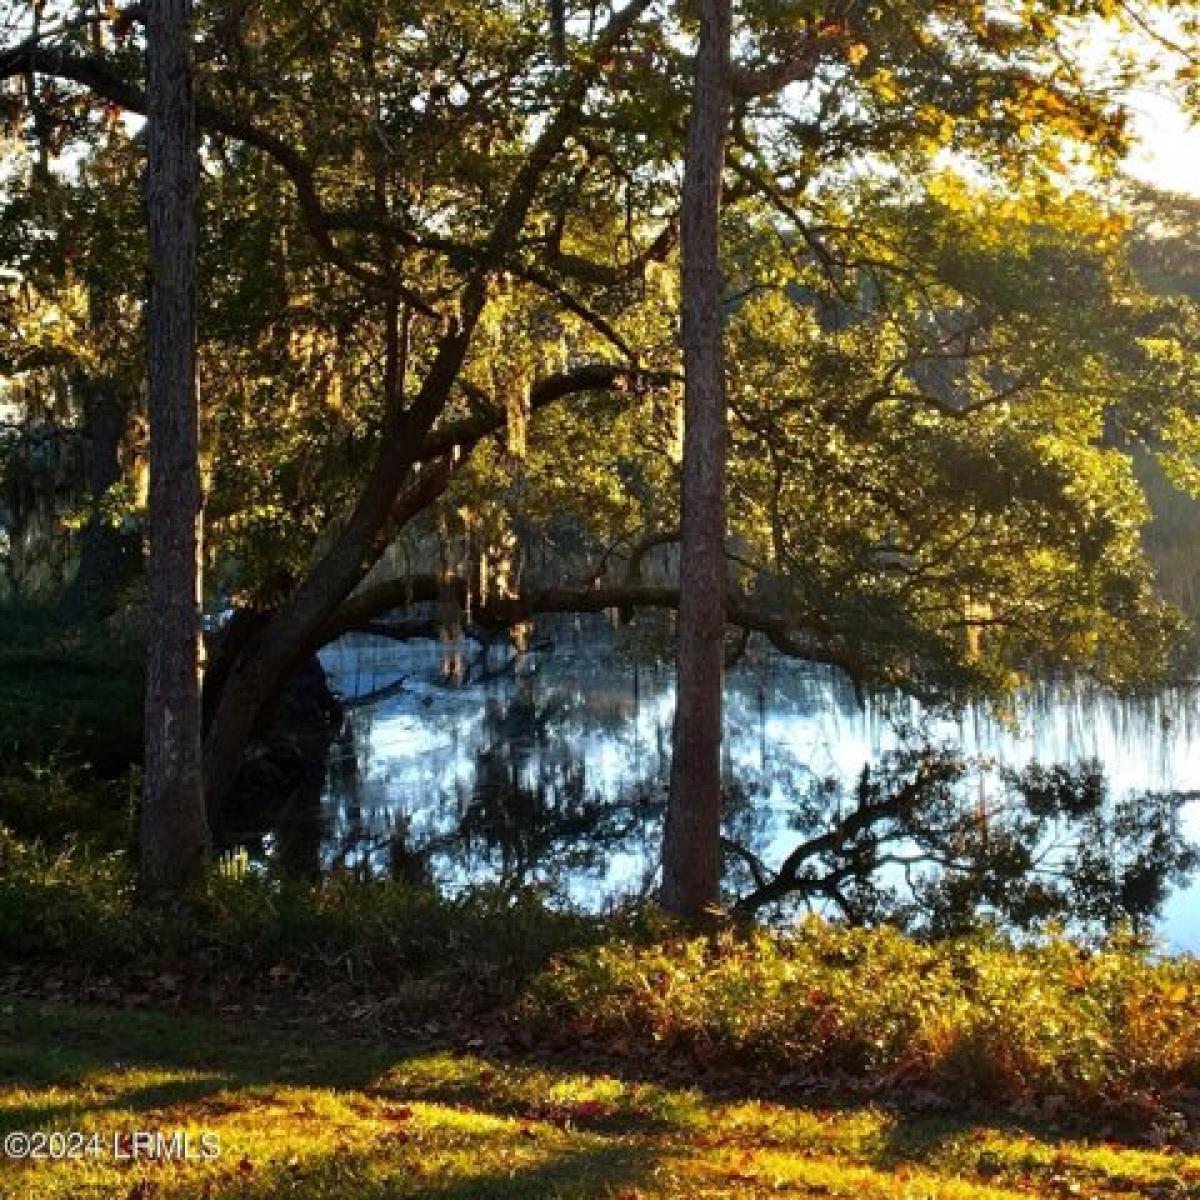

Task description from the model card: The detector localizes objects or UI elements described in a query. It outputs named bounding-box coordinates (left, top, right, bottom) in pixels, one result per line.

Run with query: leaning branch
left=319, top=576, right=873, bottom=688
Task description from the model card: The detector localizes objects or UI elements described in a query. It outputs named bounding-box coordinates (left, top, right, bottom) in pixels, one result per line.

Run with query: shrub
left=523, top=917, right=1200, bottom=1118
left=0, top=761, right=136, bottom=850
left=0, top=829, right=611, bottom=1009
left=6, top=826, right=1200, bottom=1120
left=0, top=826, right=134, bottom=961
left=0, top=602, right=143, bottom=778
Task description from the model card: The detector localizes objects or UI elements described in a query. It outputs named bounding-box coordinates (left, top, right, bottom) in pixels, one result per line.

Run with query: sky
left=1071, top=7, right=1200, bottom=197
left=1125, top=89, right=1200, bottom=195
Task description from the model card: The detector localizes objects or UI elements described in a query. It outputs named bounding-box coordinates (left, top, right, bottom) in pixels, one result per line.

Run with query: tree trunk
left=58, top=378, right=141, bottom=624
left=201, top=445, right=455, bottom=820
left=660, top=0, right=731, bottom=921
left=141, top=0, right=209, bottom=895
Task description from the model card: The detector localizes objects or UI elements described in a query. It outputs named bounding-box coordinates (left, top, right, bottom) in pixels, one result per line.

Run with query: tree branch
left=415, top=363, right=677, bottom=461
left=319, top=576, right=874, bottom=689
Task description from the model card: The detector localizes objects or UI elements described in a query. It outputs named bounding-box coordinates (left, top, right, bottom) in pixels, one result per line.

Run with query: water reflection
left=302, top=619, right=1200, bottom=949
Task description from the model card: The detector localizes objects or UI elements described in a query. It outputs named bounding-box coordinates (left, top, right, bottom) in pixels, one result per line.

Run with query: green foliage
left=0, top=761, right=134, bottom=850
left=714, top=183, right=1188, bottom=694
left=1136, top=446, right=1200, bottom=649
left=0, top=606, right=141, bottom=858
left=0, top=828, right=617, bottom=1009
left=0, top=602, right=143, bottom=778
left=4, top=0, right=1199, bottom=705
left=439, top=170, right=1198, bottom=700
left=0, top=825, right=132, bottom=961
left=177, top=874, right=607, bottom=1000
left=526, top=919, right=1200, bottom=1118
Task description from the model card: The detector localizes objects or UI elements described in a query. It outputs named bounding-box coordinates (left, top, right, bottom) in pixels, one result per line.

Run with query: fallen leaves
left=512, top=1097, right=624, bottom=1131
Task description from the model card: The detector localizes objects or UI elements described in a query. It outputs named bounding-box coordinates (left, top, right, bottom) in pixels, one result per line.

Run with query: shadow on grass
left=0, top=1075, right=233, bottom=1136
left=175, top=1142, right=658, bottom=1200
left=0, top=1001, right=394, bottom=1135
left=0, top=995, right=1154, bottom=1198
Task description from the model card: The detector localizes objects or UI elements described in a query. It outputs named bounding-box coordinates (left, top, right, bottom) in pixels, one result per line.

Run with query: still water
left=312, top=619, right=1200, bottom=951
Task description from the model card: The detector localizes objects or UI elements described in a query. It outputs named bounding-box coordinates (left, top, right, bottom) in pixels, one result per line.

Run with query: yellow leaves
left=917, top=104, right=958, bottom=149
left=846, top=42, right=870, bottom=68
left=325, top=369, right=344, bottom=415
left=867, top=67, right=901, bottom=104
left=0, top=277, right=100, bottom=377
left=1157, top=408, right=1200, bottom=499
left=644, top=258, right=680, bottom=312
left=1163, top=981, right=1192, bottom=1006
left=925, top=172, right=986, bottom=219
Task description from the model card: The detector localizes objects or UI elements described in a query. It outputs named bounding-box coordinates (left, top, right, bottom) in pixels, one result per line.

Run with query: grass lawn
left=2, top=999, right=1199, bottom=1199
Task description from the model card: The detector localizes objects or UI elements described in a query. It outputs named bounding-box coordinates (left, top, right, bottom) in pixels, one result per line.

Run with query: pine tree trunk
left=141, top=0, right=209, bottom=895
left=660, top=0, right=731, bottom=920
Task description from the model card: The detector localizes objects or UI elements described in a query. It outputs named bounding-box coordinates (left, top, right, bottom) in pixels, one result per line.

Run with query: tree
left=192, top=0, right=662, bottom=820
left=140, top=0, right=208, bottom=893
left=724, top=747, right=1198, bottom=940
left=4, top=0, right=670, bottom=816
left=56, top=137, right=147, bottom=624
left=0, top=65, right=145, bottom=613
left=660, top=0, right=732, bottom=921
left=3, top=0, right=1197, bottom=856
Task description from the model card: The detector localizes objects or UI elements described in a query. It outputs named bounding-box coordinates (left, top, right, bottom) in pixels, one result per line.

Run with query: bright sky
left=1125, top=90, right=1200, bottom=195
left=1067, top=7, right=1200, bottom=197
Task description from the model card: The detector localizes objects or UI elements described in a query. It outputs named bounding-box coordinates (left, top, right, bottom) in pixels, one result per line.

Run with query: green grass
left=3, top=998, right=1200, bottom=1199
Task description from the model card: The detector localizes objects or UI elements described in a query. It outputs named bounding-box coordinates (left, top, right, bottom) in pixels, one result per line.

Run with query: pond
left=295, top=618, right=1200, bottom=950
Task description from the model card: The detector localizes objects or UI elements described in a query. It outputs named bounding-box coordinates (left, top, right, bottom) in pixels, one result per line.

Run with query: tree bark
left=141, top=0, right=209, bottom=895
left=660, top=0, right=732, bottom=921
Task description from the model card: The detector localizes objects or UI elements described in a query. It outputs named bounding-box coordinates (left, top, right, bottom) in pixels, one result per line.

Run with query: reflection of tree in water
left=404, top=676, right=1199, bottom=937
left=264, top=631, right=1200, bottom=936
left=719, top=751, right=810, bottom=894
left=724, top=741, right=1199, bottom=940
left=446, top=684, right=662, bottom=891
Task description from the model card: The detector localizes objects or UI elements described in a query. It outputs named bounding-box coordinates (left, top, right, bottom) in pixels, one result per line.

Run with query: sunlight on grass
left=3, top=1000, right=1200, bottom=1198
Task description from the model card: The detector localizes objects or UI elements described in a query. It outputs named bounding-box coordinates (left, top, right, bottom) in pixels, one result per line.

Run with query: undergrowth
left=5, top=828, right=1200, bottom=1122
left=524, top=922, right=1200, bottom=1120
